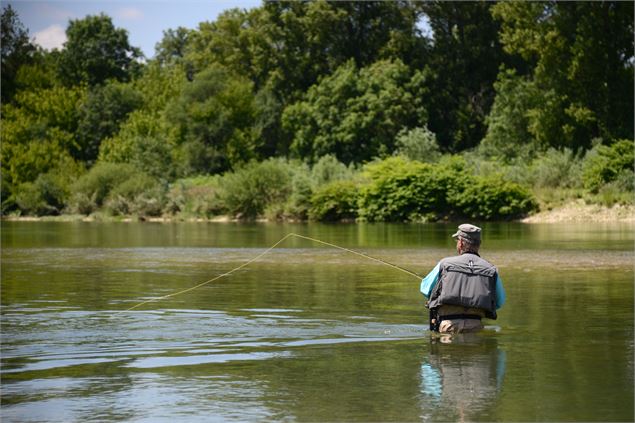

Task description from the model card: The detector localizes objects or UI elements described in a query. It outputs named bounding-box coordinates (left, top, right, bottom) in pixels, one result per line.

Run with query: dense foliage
left=1, top=5, right=36, bottom=103
left=1, top=2, right=633, bottom=221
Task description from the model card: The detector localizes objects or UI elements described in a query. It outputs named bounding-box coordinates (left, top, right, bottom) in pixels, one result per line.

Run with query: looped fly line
left=118, top=233, right=421, bottom=312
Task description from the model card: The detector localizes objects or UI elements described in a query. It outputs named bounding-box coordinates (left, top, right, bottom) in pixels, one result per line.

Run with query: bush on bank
left=453, top=176, right=538, bottom=220
left=8, top=140, right=632, bottom=220
left=309, top=180, right=359, bottom=221
left=15, top=172, right=69, bottom=216
left=104, top=174, right=165, bottom=216
left=582, top=140, right=634, bottom=193
left=357, top=157, right=459, bottom=222
left=165, top=175, right=225, bottom=218
left=68, top=162, right=165, bottom=216
left=219, top=159, right=295, bottom=220
left=468, top=139, right=634, bottom=208
left=356, top=156, right=537, bottom=222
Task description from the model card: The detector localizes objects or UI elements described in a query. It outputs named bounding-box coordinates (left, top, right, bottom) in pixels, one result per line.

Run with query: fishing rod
left=118, top=232, right=422, bottom=313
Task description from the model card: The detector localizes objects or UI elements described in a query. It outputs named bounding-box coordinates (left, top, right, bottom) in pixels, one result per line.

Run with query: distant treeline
left=2, top=2, right=633, bottom=220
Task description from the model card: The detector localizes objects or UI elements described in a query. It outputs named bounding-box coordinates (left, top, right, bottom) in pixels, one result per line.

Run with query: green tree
left=1, top=5, right=37, bottom=103
left=492, top=1, right=634, bottom=150
left=154, top=27, right=192, bottom=66
left=452, top=176, right=537, bottom=220
left=1, top=78, right=86, bottom=214
left=1, top=84, right=86, bottom=202
left=480, top=69, right=542, bottom=160
left=186, top=8, right=258, bottom=82
left=184, top=1, right=424, bottom=157
left=310, top=155, right=354, bottom=187
left=57, top=14, right=142, bottom=86
left=1, top=133, right=81, bottom=214
left=187, top=1, right=421, bottom=96
left=167, top=65, right=260, bottom=175
left=262, top=1, right=421, bottom=83
left=76, top=82, right=143, bottom=164
left=13, top=50, right=59, bottom=93
left=98, top=62, right=187, bottom=179
left=420, top=1, right=511, bottom=152
left=283, top=59, right=427, bottom=164
left=99, top=111, right=175, bottom=180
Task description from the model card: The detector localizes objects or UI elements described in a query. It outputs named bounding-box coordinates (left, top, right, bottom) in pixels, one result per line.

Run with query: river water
left=1, top=221, right=633, bottom=422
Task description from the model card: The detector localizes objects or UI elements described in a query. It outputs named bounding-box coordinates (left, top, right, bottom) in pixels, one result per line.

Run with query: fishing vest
left=427, top=253, right=498, bottom=320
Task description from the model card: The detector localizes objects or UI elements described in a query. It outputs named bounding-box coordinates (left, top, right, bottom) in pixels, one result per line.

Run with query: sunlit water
left=1, top=222, right=633, bottom=422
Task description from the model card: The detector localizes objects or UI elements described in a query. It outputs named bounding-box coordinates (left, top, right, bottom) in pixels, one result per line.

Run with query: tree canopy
left=1, top=1, right=633, bottom=217
left=1, top=5, right=37, bottom=103
left=57, top=13, right=142, bottom=86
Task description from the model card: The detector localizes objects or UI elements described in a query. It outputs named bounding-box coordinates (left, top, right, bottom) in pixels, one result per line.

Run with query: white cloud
left=117, top=7, right=143, bottom=20
left=33, top=24, right=67, bottom=51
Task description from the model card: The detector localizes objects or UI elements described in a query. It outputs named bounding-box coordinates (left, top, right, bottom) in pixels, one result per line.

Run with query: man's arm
left=420, top=263, right=440, bottom=298
left=495, top=274, right=506, bottom=309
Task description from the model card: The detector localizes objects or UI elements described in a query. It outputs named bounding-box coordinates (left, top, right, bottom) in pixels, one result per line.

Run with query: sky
left=6, top=0, right=263, bottom=58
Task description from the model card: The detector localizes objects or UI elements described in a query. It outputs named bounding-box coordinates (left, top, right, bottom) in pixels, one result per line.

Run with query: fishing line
left=119, top=232, right=422, bottom=313
left=289, top=233, right=422, bottom=279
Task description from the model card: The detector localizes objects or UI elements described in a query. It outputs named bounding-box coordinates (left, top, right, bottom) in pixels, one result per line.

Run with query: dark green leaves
left=57, top=14, right=142, bottom=86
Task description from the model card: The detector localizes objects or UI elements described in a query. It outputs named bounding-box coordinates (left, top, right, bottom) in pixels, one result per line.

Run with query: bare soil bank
left=522, top=200, right=635, bottom=223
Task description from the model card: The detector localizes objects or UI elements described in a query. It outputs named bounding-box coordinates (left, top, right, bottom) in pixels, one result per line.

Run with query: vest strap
left=439, top=314, right=482, bottom=321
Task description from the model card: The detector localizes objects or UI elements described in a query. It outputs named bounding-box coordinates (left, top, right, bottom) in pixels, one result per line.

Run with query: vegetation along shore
left=2, top=3, right=633, bottom=223
left=4, top=200, right=634, bottom=224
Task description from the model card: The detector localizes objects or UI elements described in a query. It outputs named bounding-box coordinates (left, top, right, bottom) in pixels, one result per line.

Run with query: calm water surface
left=1, top=221, right=633, bottom=422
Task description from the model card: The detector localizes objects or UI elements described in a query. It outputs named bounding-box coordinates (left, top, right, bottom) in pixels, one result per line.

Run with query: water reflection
left=420, top=334, right=505, bottom=422
left=3, top=221, right=633, bottom=251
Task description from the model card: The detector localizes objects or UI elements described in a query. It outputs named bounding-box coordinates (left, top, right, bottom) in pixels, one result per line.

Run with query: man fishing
left=421, top=224, right=505, bottom=334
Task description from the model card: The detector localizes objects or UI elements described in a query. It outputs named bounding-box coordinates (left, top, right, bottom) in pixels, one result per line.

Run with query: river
left=1, top=221, right=633, bottom=422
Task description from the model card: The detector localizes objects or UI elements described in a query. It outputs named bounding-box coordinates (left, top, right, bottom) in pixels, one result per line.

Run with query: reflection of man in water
left=420, top=224, right=506, bottom=333
left=420, top=335, right=506, bottom=422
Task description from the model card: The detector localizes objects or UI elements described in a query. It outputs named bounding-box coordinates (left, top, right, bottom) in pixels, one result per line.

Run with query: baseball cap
left=451, top=223, right=481, bottom=242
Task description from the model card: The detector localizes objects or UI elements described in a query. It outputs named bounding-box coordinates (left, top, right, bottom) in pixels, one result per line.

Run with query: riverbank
left=3, top=200, right=634, bottom=223
left=0, top=214, right=241, bottom=223
left=521, top=200, right=634, bottom=223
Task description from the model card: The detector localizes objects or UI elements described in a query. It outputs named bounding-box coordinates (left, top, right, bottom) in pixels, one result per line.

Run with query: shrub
left=309, top=180, right=359, bottom=221
left=220, top=158, right=294, bottom=219
left=105, top=174, right=165, bottom=216
left=595, top=181, right=634, bottom=207
left=612, top=168, right=635, bottom=193
left=354, top=156, right=538, bottom=221
left=70, top=162, right=138, bottom=212
left=394, top=127, right=441, bottom=163
left=582, top=139, right=634, bottom=193
left=165, top=176, right=225, bottom=217
left=272, top=164, right=313, bottom=221
left=357, top=157, right=465, bottom=222
left=310, top=154, right=354, bottom=187
left=1, top=175, right=16, bottom=215
left=15, top=173, right=68, bottom=216
left=451, top=176, right=538, bottom=220
left=465, top=150, right=535, bottom=187
left=529, top=148, right=583, bottom=189
left=68, top=162, right=160, bottom=215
